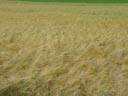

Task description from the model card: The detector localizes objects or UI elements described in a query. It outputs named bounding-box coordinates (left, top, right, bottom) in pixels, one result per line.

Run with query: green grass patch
left=19, top=0, right=128, bottom=3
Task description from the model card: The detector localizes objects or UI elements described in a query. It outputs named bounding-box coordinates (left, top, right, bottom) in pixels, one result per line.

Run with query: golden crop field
left=0, top=0, right=128, bottom=96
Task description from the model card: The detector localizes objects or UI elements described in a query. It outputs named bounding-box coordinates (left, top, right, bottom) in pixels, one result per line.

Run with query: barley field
left=0, top=0, right=128, bottom=96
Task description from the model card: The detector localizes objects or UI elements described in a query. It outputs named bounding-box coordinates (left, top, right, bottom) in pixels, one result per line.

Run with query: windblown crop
left=0, top=1, right=128, bottom=96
